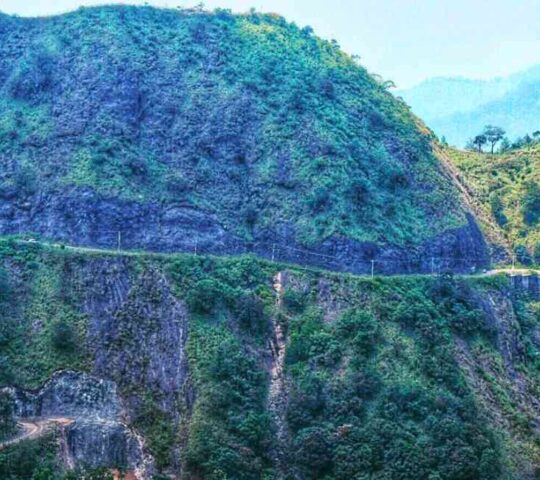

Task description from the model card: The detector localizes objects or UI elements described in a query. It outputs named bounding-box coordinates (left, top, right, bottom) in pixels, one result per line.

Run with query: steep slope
left=0, top=241, right=539, bottom=479
left=447, top=144, right=540, bottom=264
left=399, top=65, right=540, bottom=146
left=0, top=6, right=488, bottom=273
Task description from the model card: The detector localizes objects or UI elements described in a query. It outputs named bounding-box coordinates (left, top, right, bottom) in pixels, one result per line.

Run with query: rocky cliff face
left=81, top=260, right=189, bottom=413
left=10, top=371, right=120, bottom=419
left=0, top=248, right=189, bottom=478
left=0, top=191, right=489, bottom=274
left=4, top=371, right=151, bottom=476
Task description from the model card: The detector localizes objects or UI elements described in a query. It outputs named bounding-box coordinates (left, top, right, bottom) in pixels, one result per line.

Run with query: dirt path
left=0, top=418, right=74, bottom=451
left=484, top=268, right=540, bottom=276
left=267, top=272, right=292, bottom=479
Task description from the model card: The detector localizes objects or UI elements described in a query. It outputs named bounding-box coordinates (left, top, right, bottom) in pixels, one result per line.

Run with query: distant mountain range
left=398, top=65, right=540, bottom=147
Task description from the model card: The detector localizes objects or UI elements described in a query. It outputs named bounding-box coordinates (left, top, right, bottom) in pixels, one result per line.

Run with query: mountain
left=399, top=65, right=540, bottom=146
left=1, top=6, right=539, bottom=480
left=0, top=5, right=488, bottom=274
left=1, top=240, right=540, bottom=479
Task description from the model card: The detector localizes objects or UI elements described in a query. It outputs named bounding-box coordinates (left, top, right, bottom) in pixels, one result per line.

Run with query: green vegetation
left=184, top=322, right=272, bottom=478
left=0, top=392, right=16, bottom=441
left=0, top=435, right=61, bottom=480
left=0, top=240, right=90, bottom=388
left=0, top=5, right=467, bottom=248
left=283, top=275, right=501, bottom=479
left=133, top=396, right=176, bottom=470
left=168, top=256, right=276, bottom=477
left=447, top=144, right=540, bottom=263
left=466, top=125, right=506, bottom=153
left=0, top=433, right=116, bottom=480
left=1, top=241, right=539, bottom=478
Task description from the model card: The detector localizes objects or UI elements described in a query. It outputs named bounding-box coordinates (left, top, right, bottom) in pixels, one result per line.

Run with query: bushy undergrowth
left=282, top=275, right=502, bottom=479
left=447, top=145, right=540, bottom=263
left=0, top=242, right=89, bottom=388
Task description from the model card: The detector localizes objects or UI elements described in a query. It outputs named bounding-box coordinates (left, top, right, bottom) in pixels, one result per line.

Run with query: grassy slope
left=0, top=240, right=539, bottom=479
left=447, top=144, right=540, bottom=262
left=0, top=6, right=465, bottom=247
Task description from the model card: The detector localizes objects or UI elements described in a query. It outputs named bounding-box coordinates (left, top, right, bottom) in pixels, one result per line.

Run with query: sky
left=1, top=0, right=540, bottom=88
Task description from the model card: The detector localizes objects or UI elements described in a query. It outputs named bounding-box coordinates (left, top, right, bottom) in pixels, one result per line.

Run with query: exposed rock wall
left=4, top=371, right=152, bottom=477
left=7, top=371, right=121, bottom=419
left=510, top=274, right=540, bottom=298
left=0, top=189, right=490, bottom=274
left=65, top=419, right=144, bottom=472
left=81, top=261, right=189, bottom=413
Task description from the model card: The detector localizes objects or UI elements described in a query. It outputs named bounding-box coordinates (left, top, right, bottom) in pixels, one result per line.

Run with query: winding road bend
left=0, top=418, right=74, bottom=451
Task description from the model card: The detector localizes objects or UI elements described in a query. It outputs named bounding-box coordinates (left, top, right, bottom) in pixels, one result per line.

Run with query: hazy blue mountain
left=399, top=65, right=540, bottom=146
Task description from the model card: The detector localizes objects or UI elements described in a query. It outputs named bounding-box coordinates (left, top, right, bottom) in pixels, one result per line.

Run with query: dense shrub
left=335, top=308, right=379, bottom=356
left=514, top=244, right=533, bottom=266
left=490, top=194, right=508, bottom=226
left=7, top=48, right=56, bottom=100
left=186, top=279, right=224, bottom=314
left=235, top=294, right=268, bottom=336
left=293, top=426, right=333, bottom=476
left=0, top=392, right=16, bottom=441
left=51, top=320, right=77, bottom=352
left=282, top=288, right=306, bottom=314
left=0, top=436, right=58, bottom=479
left=134, top=399, right=175, bottom=470
left=185, top=323, right=271, bottom=479
left=522, top=182, right=540, bottom=225
left=534, top=242, right=540, bottom=264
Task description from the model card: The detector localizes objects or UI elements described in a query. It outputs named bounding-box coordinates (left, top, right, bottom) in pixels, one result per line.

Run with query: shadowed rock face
left=7, top=371, right=120, bottom=419
left=44, top=373, right=119, bottom=420
left=510, top=275, right=540, bottom=299
left=81, top=263, right=189, bottom=413
left=0, top=188, right=490, bottom=274
left=64, top=419, right=143, bottom=472
left=253, top=213, right=490, bottom=275
left=4, top=371, right=151, bottom=477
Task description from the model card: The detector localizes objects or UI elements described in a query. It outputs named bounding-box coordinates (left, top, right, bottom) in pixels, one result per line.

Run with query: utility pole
left=117, top=231, right=121, bottom=251
left=194, top=239, right=198, bottom=256
left=271, top=243, right=276, bottom=262
left=371, top=259, right=375, bottom=279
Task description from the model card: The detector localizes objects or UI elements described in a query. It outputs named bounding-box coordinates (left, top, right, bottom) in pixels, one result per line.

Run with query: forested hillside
left=0, top=6, right=488, bottom=273
left=1, top=5, right=538, bottom=480
left=0, top=240, right=539, bottom=479
left=448, top=144, right=540, bottom=265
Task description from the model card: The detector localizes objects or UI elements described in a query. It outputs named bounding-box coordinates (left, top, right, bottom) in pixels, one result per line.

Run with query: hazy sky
left=1, top=0, right=540, bottom=88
